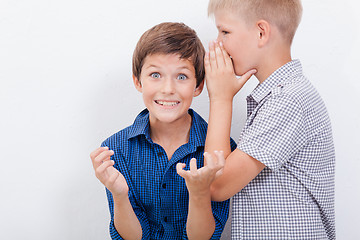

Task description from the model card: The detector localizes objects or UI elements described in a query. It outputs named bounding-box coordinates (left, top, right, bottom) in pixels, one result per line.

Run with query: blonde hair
left=208, top=0, right=303, bottom=44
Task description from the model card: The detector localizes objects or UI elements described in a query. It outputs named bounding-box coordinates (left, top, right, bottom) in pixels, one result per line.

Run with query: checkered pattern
left=101, top=109, right=236, bottom=240
left=233, top=60, right=335, bottom=239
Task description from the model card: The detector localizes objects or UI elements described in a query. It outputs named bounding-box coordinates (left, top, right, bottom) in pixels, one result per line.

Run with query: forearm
left=210, top=149, right=265, bottom=201
left=113, top=195, right=142, bottom=240
left=205, top=99, right=233, bottom=158
left=186, top=192, right=215, bottom=240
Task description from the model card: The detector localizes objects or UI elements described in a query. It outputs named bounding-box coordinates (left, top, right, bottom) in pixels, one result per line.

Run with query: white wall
left=0, top=0, right=359, bottom=239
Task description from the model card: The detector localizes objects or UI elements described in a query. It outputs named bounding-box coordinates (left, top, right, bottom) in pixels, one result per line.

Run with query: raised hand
left=90, top=147, right=128, bottom=198
left=204, top=40, right=256, bottom=101
left=176, top=151, right=225, bottom=196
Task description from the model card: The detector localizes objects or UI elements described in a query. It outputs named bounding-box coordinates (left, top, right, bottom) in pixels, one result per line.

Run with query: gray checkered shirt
left=233, top=60, right=335, bottom=239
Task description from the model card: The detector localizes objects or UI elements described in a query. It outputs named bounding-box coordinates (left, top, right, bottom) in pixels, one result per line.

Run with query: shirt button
left=157, top=152, right=163, bottom=157
left=164, top=216, right=168, bottom=222
left=162, top=183, right=166, bottom=189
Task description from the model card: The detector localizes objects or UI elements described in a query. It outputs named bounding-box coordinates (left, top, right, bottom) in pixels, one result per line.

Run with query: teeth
left=156, top=101, right=179, bottom=106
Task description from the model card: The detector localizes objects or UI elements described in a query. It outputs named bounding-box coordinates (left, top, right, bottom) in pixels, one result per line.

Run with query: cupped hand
left=205, top=41, right=256, bottom=102
left=90, top=147, right=129, bottom=198
left=176, top=151, right=225, bottom=196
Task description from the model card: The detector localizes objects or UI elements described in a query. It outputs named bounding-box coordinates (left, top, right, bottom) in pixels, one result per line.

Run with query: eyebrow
left=145, top=65, right=193, bottom=71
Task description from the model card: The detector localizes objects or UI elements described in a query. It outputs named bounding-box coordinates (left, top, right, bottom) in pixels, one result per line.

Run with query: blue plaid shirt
left=101, top=109, right=236, bottom=239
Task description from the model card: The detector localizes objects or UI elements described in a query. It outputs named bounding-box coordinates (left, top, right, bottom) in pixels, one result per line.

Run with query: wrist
left=188, top=188, right=211, bottom=201
left=112, top=191, right=129, bottom=203
left=209, top=96, right=234, bottom=104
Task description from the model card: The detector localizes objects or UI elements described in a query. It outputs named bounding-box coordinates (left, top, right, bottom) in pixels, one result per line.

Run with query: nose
left=160, top=77, right=175, bottom=94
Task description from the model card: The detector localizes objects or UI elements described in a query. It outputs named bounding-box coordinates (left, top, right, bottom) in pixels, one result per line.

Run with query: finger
left=214, top=41, right=226, bottom=68
left=204, top=51, right=211, bottom=72
left=208, top=41, right=218, bottom=69
left=90, top=146, right=108, bottom=161
left=189, top=158, right=198, bottom=175
left=219, top=42, right=233, bottom=68
left=214, top=150, right=226, bottom=177
left=204, top=152, right=215, bottom=169
left=95, top=160, right=115, bottom=180
left=93, top=150, right=114, bottom=169
left=106, top=169, right=120, bottom=185
left=214, top=150, right=225, bottom=168
left=176, top=162, right=187, bottom=178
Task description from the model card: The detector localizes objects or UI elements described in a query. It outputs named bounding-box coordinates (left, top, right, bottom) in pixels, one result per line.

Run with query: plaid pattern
left=101, top=109, right=236, bottom=240
left=233, top=60, right=335, bottom=239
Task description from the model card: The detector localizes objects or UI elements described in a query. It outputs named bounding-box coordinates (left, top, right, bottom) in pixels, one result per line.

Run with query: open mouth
left=155, top=100, right=180, bottom=107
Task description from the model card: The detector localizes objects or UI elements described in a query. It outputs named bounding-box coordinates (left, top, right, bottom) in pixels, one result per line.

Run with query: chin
left=234, top=69, right=246, bottom=76
left=234, top=65, right=253, bottom=77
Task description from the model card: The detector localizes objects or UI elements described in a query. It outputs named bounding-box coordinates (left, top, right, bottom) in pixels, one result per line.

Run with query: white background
left=0, top=0, right=359, bottom=239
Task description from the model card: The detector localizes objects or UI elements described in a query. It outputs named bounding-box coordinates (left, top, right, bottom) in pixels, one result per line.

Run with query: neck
left=255, top=46, right=292, bottom=84
left=149, top=113, right=192, bottom=158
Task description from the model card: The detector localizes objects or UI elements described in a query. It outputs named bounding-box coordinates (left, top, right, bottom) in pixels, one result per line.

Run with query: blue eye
left=177, top=74, right=187, bottom=80
left=151, top=73, right=160, bottom=78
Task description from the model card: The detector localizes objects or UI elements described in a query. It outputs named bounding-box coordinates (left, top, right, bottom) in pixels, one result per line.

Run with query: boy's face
left=215, top=10, right=258, bottom=76
left=133, top=53, right=203, bottom=125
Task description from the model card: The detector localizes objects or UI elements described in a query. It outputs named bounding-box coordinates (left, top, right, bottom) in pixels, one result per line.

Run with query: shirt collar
left=127, top=108, right=151, bottom=140
left=127, top=108, right=206, bottom=149
left=250, top=59, right=303, bottom=103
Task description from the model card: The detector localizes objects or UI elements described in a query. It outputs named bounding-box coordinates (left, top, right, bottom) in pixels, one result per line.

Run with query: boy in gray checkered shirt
left=198, top=0, right=335, bottom=239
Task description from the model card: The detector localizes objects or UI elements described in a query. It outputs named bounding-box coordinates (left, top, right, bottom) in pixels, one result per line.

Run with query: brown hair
left=132, top=22, right=205, bottom=87
left=208, top=0, right=303, bottom=44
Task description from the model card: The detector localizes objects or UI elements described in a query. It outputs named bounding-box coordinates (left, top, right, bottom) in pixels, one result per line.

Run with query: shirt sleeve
left=238, top=94, right=307, bottom=171
left=106, top=189, right=151, bottom=240
left=230, top=137, right=237, bottom=152
left=180, top=199, right=230, bottom=240
left=101, top=141, right=151, bottom=240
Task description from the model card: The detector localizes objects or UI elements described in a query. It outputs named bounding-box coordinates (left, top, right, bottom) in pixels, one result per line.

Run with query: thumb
left=238, top=69, right=257, bottom=87
left=176, top=162, right=187, bottom=179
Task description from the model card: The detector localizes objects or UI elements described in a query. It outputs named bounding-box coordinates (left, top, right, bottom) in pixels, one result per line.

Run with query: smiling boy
left=90, top=22, right=235, bottom=239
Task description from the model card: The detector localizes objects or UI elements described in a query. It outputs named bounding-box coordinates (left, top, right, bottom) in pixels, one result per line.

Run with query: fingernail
left=219, top=41, right=223, bottom=47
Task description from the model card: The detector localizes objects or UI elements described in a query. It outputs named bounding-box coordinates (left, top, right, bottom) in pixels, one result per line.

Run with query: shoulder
left=101, top=109, right=149, bottom=149
left=189, top=108, right=208, bottom=131
left=101, top=125, right=131, bottom=150
left=271, top=76, right=328, bottom=118
left=265, top=76, right=317, bottom=113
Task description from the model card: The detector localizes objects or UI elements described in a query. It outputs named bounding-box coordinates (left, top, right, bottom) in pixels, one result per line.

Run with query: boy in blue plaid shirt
left=199, top=0, right=336, bottom=239
left=90, top=22, right=236, bottom=239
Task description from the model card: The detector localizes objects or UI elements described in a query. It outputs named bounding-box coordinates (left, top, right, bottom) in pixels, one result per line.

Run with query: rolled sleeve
left=210, top=199, right=230, bottom=239
left=238, top=95, right=307, bottom=171
left=180, top=199, right=229, bottom=240
left=106, top=189, right=151, bottom=240
left=101, top=141, right=151, bottom=240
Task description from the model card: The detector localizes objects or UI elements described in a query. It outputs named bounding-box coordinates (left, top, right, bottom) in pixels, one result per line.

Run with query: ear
left=193, top=80, right=204, bottom=97
left=256, top=20, right=271, bottom=47
left=132, top=75, right=142, bottom=93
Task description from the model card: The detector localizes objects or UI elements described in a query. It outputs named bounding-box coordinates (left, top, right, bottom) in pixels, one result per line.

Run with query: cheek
left=223, top=44, right=233, bottom=58
left=181, top=85, right=197, bottom=100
